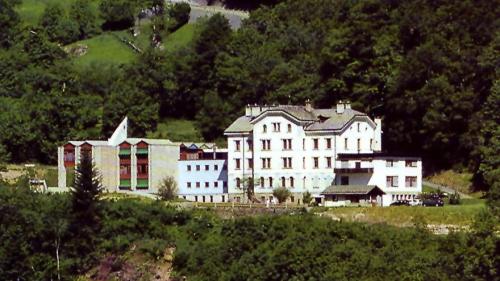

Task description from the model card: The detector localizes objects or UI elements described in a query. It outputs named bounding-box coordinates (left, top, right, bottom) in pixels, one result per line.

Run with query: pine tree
left=69, top=150, right=102, bottom=260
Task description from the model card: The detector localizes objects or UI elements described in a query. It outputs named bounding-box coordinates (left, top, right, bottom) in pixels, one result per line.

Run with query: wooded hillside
left=0, top=0, right=498, bottom=197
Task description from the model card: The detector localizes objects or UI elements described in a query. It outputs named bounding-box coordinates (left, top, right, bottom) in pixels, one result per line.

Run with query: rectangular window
left=405, top=160, right=417, bottom=167
left=235, top=159, right=240, bottom=169
left=247, top=140, right=253, bottom=151
left=282, top=157, right=292, bottom=168
left=261, top=139, right=271, bottom=150
left=272, top=122, right=281, bottom=132
left=196, top=182, right=200, bottom=188
left=303, top=157, right=306, bottom=169
left=187, top=165, right=191, bottom=171
left=302, top=139, right=305, bottom=150
left=214, top=164, right=218, bottom=170
left=187, top=182, right=191, bottom=188
left=344, top=138, right=348, bottom=150
left=313, top=138, right=319, bottom=150
left=262, top=158, right=271, bottom=169
left=357, top=123, right=360, bottom=132
left=248, top=159, right=253, bottom=169
left=341, top=176, right=349, bottom=185
left=326, top=157, right=332, bottom=168
left=405, top=176, right=417, bottom=187
left=287, top=124, right=292, bottom=133
left=214, top=181, right=218, bottom=188
left=223, top=181, right=227, bottom=188
left=357, top=138, right=361, bottom=151
left=370, top=139, right=373, bottom=149
left=282, top=139, right=292, bottom=150
left=196, top=165, right=200, bottom=171
left=235, top=140, right=241, bottom=151
left=313, top=157, right=319, bottom=169
left=205, top=165, right=209, bottom=171
left=386, top=176, right=399, bottom=187
left=386, top=160, right=394, bottom=167
left=326, top=138, right=332, bottom=149
left=205, top=182, right=209, bottom=188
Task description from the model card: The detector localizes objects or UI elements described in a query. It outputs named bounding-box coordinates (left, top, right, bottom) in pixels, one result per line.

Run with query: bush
left=157, top=176, right=178, bottom=201
left=168, top=2, right=191, bottom=32
left=449, top=191, right=461, bottom=205
left=302, top=191, right=312, bottom=205
left=272, top=187, right=291, bottom=203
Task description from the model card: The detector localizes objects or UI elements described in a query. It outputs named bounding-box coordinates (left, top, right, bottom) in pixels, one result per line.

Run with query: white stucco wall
left=178, top=159, right=228, bottom=201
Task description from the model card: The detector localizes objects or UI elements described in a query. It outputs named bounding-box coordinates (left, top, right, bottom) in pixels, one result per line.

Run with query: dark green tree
left=168, top=2, right=191, bottom=32
left=69, top=0, right=100, bottom=40
left=0, top=0, right=20, bottom=48
left=99, top=0, right=136, bottom=30
left=69, top=150, right=103, bottom=266
left=39, top=3, right=79, bottom=44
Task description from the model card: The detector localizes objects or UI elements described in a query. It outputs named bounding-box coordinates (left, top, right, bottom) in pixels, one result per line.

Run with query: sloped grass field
left=16, top=0, right=100, bottom=26
left=318, top=198, right=486, bottom=226
left=68, top=32, right=138, bottom=68
left=147, top=118, right=203, bottom=142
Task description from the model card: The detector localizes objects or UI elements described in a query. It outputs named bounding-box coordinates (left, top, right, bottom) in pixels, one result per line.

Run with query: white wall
left=178, top=159, right=228, bottom=200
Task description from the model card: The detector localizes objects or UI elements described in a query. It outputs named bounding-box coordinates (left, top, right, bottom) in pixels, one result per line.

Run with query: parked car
left=409, top=199, right=421, bottom=206
left=390, top=200, right=410, bottom=206
left=422, top=197, right=444, bottom=207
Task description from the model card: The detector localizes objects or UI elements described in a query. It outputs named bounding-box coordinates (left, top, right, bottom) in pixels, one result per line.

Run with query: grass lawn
left=68, top=32, right=138, bottom=68
left=16, top=0, right=100, bottom=26
left=1, top=164, right=58, bottom=186
left=427, top=170, right=473, bottom=194
left=147, top=118, right=203, bottom=142
left=163, top=24, right=197, bottom=52
left=318, top=198, right=486, bottom=227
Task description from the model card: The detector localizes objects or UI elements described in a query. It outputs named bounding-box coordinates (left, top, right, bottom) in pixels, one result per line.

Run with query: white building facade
left=224, top=101, right=422, bottom=206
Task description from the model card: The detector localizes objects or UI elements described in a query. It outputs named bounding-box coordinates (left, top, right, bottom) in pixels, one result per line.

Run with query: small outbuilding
left=321, top=185, right=386, bottom=207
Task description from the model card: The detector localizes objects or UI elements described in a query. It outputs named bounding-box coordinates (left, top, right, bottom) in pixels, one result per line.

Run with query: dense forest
left=0, top=0, right=498, bottom=196
left=0, top=184, right=498, bottom=280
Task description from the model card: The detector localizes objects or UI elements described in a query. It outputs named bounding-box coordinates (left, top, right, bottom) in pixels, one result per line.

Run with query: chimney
left=305, top=99, right=313, bottom=112
left=373, top=117, right=382, bottom=151
left=336, top=100, right=344, bottom=114
left=245, top=104, right=251, bottom=116
left=344, top=100, right=351, bottom=110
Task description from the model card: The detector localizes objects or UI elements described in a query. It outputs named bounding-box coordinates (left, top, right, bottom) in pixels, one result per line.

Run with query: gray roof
left=321, top=185, right=385, bottom=195
left=306, top=109, right=366, bottom=131
left=224, top=116, right=253, bottom=133
left=224, top=104, right=372, bottom=134
left=126, top=138, right=174, bottom=145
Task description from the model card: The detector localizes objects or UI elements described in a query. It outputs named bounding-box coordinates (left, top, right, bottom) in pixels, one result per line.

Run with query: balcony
left=334, top=161, right=373, bottom=174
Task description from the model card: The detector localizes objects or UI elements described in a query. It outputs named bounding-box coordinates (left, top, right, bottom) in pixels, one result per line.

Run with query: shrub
left=157, top=176, right=178, bottom=201
left=168, top=2, right=191, bottom=32
left=302, top=191, right=312, bottom=205
left=449, top=191, right=461, bottom=205
left=272, top=187, right=291, bottom=203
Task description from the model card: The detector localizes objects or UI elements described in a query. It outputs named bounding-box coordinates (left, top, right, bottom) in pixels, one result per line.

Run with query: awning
left=321, top=185, right=385, bottom=195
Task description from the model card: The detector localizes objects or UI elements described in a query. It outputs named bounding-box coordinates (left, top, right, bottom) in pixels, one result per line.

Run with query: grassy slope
left=163, top=24, right=198, bottom=52
left=147, top=118, right=203, bottom=142
left=320, top=198, right=486, bottom=226
left=16, top=0, right=100, bottom=26
left=69, top=32, right=138, bottom=68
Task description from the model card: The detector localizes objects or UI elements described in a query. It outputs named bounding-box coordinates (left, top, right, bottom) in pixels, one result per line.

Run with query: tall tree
left=69, top=150, right=103, bottom=265
left=69, top=0, right=100, bottom=40
left=0, top=0, right=20, bottom=48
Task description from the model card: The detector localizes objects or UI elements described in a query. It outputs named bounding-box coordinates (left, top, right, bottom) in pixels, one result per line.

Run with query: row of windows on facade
left=260, top=122, right=369, bottom=134
left=235, top=157, right=334, bottom=170
left=386, top=176, right=418, bottom=187
left=186, top=164, right=226, bottom=172
left=185, top=195, right=225, bottom=203
left=186, top=181, right=228, bottom=188
left=235, top=137, right=373, bottom=152
left=235, top=176, right=296, bottom=188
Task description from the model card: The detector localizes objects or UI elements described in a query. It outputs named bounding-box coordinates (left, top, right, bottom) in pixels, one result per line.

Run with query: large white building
left=224, top=101, right=421, bottom=206
left=58, top=102, right=421, bottom=206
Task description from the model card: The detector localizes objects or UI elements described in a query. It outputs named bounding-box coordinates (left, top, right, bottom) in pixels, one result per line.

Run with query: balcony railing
left=334, top=167, right=374, bottom=173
